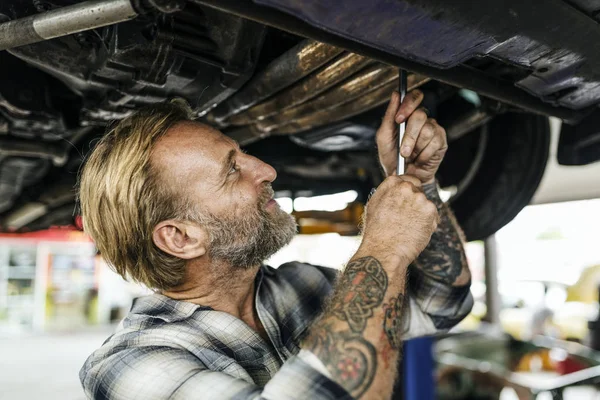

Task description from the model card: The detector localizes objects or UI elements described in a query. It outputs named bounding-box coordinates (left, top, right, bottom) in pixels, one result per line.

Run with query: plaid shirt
left=80, top=262, right=472, bottom=399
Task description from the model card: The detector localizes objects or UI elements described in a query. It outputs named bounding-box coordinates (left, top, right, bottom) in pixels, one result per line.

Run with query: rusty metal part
left=446, top=101, right=506, bottom=141
left=275, top=80, right=397, bottom=134
left=208, top=40, right=343, bottom=124
left=3, top=182, right=76, bottom=230
left=228, top=73, right=430, bottom=145
left=259, top=64, right=399, bottom=132
left=227, top=52, right=372, bottom=125
left=0, top=137, right=67, bottom=166
left=446, top=108, right=495, bottom=141
left=262, top=70, right=430, bottom=133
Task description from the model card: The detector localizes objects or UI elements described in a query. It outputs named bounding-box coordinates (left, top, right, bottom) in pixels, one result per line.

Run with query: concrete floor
left=0, top=328, right=114, bottom=400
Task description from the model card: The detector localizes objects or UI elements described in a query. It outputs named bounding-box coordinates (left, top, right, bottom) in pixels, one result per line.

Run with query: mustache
left=259, top=184, right=275, bottom=206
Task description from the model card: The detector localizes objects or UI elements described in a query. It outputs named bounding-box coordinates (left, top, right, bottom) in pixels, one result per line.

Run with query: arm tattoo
left=330, top=257, right=388, bottom=333
left=412, top=183, right=468, bottom=284
left=307, top=325, right=377, bottom=397
left=383, top=294, right=405, bottom=350
left=306, top=256, right=394, bottom=398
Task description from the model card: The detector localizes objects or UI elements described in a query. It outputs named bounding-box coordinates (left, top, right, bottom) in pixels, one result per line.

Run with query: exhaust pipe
left=227, top=71, right=430, bottom=145
left=227, top=52, right=373, bottom=126
left=207, top=40, right=344, bottom=124
left=0, top=0, right=184, bottom=51
left=259, top=64, right=400, bottom=133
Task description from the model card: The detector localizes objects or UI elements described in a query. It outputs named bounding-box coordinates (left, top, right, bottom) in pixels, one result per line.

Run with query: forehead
left=151, top=121, right=235, bottom=183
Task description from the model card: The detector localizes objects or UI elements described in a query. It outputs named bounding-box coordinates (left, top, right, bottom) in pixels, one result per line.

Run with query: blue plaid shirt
left=80, top=262, right=472, bottom=399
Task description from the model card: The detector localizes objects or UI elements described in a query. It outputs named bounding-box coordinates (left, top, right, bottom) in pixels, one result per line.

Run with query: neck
left=162, top=258, right=260, bottom=322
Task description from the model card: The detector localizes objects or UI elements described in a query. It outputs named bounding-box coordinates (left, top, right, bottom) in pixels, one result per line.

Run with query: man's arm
left=376, top=91, right=473, bottom=334
left=303, top=254, right=406, bottom=399
left=413, top=182, right=471, bottom=287
left=303, top=176, right=438, bottom=399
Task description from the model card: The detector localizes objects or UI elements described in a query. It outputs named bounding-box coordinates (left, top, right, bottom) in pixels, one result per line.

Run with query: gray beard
left=203, top=198, right=297, bottom=269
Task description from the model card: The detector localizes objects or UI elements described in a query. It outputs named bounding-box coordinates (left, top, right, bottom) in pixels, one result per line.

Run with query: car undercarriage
left=0, top=0, right=599, bottom=240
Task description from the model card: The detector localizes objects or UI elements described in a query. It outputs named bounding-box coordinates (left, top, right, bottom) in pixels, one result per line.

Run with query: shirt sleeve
left=401, top=267, right=474, bottom=338
left=81, top=345, right=352, bottom=400
left=308, top=263, right=472, bottom=338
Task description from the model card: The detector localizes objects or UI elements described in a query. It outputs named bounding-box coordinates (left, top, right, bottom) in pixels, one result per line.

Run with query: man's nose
left=249, top=156, right=277, bottom=184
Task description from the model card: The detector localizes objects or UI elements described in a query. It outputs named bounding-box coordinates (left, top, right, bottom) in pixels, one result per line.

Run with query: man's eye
left=228, top=165, right=239, bottom=175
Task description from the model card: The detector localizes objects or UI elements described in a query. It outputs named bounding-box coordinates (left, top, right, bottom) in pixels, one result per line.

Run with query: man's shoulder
left=80, top=296, right=228, bottom=392
left=263, top=261, right=339, bottom=287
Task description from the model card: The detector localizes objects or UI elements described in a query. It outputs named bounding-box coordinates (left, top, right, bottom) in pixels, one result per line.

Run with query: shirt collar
left=129, top=266, right=269, bottom=323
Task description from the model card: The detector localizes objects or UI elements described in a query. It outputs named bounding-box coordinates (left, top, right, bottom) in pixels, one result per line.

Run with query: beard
left=200, top=185, right=297, bottom=269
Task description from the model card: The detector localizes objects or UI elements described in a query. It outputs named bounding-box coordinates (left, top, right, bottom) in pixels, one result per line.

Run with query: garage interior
left=1, top=1, right=600, bottom=399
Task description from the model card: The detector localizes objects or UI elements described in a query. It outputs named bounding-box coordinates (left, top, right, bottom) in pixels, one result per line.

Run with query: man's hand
left=361, top=175, right=439, bottom=266
left=376, top=90, right=448, bottom=184
left=304, top=175, right=440, bottom=399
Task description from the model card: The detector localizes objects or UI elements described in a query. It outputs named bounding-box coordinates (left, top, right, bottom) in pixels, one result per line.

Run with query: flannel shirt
left=80, top=262, right=473, bottom=399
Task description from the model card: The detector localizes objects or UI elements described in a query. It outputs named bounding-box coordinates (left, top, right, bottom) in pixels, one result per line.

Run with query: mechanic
left=78, top=89, right=473, bottom=399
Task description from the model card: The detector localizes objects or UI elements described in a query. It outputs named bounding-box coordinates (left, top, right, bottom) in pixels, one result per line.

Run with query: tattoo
left=307, top=325, right=377, bottom=397
left=413, top=183, right=467, bottom=284
left=383, top=294, right=405, bottom=350
left=305, top=256, right=388, bottom=397
left=330, top=257, right=388, bottom=333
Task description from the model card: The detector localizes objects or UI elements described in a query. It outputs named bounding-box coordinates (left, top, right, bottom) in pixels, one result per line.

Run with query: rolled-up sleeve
left=311, top=264, right=473, bottom=340
left=401, top=267, right=473, bottom=338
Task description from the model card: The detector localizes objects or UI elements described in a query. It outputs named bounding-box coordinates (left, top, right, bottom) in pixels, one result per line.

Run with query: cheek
left=231, top=184, right=261, bottom=212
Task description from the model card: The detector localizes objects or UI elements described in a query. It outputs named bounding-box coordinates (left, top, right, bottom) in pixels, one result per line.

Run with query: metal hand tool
left=397, top=69, right=407, bottom=175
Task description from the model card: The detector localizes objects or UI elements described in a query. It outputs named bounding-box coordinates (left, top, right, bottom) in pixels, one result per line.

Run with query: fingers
left=397, top=174, right=422, bottom=188
left=410, top=116, right=436, bottom=158
left=400, top=107, right=428, bottom=158
left=376, top=92, right=401, bottom=176
left=395, top=89, right=424, bottom=124
left=380, top=91, right=401, bottom=136
left=381, top=174, right=422, bottom=191
left=413, top=119, right=448, bottom=166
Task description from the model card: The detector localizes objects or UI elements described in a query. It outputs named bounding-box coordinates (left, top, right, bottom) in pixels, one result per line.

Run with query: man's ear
left=152, top=220, right=207, bottom=260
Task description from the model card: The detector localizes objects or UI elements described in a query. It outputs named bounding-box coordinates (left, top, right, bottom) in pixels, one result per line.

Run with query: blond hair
left=78, top=100, right=195, bottom=290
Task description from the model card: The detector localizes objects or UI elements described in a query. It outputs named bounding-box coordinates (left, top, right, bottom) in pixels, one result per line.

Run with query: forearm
left=413, top=182, right=471, bottom=286
left=302, top=247, right=408, bottom=399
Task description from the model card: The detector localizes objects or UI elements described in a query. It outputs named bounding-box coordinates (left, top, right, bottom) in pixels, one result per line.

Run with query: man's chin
left=207, top=209, right=297, bottom=269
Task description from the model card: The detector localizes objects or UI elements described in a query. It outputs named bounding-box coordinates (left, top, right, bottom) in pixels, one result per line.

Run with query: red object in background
left=74, top=215, right=84, bottom=231
left=556, top=356, right=588, bottom=375
left=0, top=227, right=92, bottom=242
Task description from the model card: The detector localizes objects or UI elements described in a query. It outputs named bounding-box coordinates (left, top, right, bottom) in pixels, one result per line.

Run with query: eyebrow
left=220, top=149, right=236, bottom=177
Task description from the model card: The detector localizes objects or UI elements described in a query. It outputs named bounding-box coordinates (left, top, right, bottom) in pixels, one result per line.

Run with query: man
left=79, top=90, right=472, bottom=399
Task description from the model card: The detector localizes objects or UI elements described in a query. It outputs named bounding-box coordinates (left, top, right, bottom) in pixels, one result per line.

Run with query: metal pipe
left=192, top=0, right=590, bottom=124
left=258, top=64, right=398, bottom=132
left=274, top=80, right=397, bottom=135
left=446, top=108, right=495, bottom=141
left=483, top=235, right=501, bottom=325
left=260, top=69, right=429, bottom=133
left=229, top=81, right=395, bottom=144
left=227, top=71, right=429, bottom=145
left=207, top=40, right=344, bottom=124
left=0, top=0, right=139, bottom=51
left=227, top=52, right=373, bottom=126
